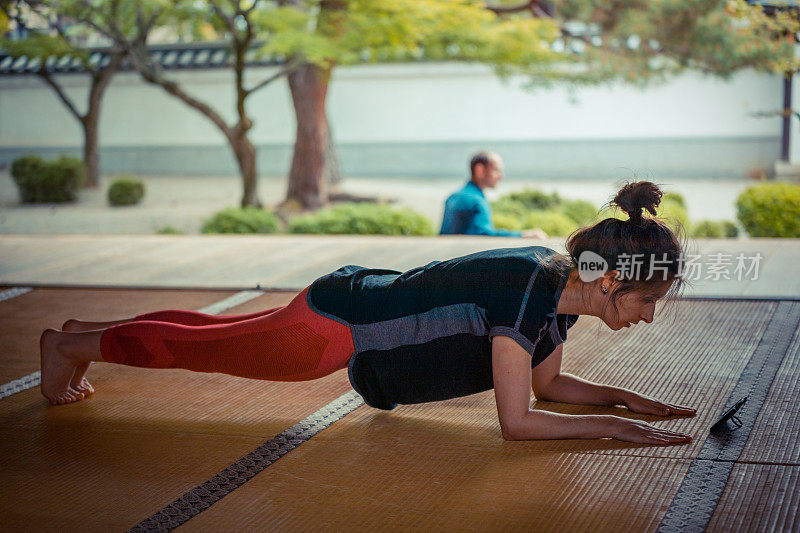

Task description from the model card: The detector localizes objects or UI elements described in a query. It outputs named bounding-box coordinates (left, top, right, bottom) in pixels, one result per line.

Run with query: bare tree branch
left=245, top=58, right=301, bottom=96
left=242, top=0, right=260, bottom=16
left=208, top=0, right=238, bottom=43
left=126, top=40, right=233, bottom=138
left=37, top=68, right=83, bottom=119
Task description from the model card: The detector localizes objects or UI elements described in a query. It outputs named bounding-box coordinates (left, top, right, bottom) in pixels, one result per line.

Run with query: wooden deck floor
left=1, top=234, right=798, bottom=298
left=0, top=286, right=798, bottom=532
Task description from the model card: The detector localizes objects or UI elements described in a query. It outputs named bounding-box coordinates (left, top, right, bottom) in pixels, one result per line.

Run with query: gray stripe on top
left=351, top=302, right=489, bottom=354
left=515, top=264, right=542, bottom=330
left=549, top=316, right=564, bottom=346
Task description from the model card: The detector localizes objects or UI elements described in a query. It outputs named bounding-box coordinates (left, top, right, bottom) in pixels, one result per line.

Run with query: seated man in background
left=440, top=151, right=548, bottom=238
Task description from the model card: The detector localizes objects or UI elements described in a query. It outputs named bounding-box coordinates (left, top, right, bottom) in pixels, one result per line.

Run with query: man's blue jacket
left=439, top=180, right=521, bottom=236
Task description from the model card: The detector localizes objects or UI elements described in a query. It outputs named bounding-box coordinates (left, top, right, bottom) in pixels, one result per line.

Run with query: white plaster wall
left=0, top=62, right=783, bottom=148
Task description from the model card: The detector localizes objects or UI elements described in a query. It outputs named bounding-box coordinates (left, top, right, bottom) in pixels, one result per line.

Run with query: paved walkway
left=1, top=234, right=797, bottom=299
left=1, top=171, right=795, bottom=298
left=0, top=172, right=756, bottom=235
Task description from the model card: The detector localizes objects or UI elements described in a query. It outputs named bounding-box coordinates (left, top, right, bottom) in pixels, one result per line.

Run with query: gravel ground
left=0, top=171, right=756, bottom=235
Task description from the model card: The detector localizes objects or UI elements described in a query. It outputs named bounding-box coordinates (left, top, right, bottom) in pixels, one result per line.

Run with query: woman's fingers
left=664, top=403, right=696, bottom=414
left=613, top=419, right=692, bottom=445
left=651, top=429, right=692, bottom=441
left=642, top=400, right=696, bottom=416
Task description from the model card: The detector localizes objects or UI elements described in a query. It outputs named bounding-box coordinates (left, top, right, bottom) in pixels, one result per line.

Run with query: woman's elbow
left=531, top=387, right=554, bottom=402
left=500, top=419, right=524, bottom=441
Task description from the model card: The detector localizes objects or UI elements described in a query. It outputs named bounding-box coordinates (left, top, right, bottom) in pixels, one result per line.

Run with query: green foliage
left=658, top=197, right=692, bottom=235
left=560, top=199, right=599, bottom=225
left=0, top=31, right=82, bottom=61
left=107, top=176, right=145, bottom=206
left=492, top=212, right=523, bottom=232
left=735, top=183, right=800, bottom=237
left=10, top=154, right=45, bottom=184
left=521, top=210, right=579, bottom=237
left=155, top=225, right=185, bottom=234
left=662, top=191, right=686, bottom=209
left=491, top=188, right=598, bottom=234
left=287, top=202, right=435, bottom=235
left=504, top=188, right=562, bottom=210
left=201, top=206, right=282, bottom=234
left=721, top=220, right=740, bottom=238
left=692, top=220, right=739, bottom=239
left=258, top=0, right=563, bottom=72
left=11, top=154, right=85, bottom=203
left=691, top=219, right=739, bottom=238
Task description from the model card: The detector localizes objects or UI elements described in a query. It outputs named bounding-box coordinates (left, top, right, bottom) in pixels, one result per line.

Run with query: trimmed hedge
left=108, top=176, right=145, bottom=206
left=735, top=183, right=800, bottom=238
left=520, top=210, right=579, bottom=237
left=201, top=207, right=282, bottom=234
left=692, top=220, right=739, bottom=238
left=288, top=202, right=434, bottom=235
left=155, top=225, right=185, bottom=235
left=11, top=154, right=85, bottom=203
left=492, top=188, right=597, bottom=236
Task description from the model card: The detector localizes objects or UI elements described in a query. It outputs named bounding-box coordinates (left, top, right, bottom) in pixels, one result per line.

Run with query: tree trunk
left=231, top=132, right=261, bottom=208
left=287, top=63, right=331, bottom=209
left=80, top=112, right=100, bottom=188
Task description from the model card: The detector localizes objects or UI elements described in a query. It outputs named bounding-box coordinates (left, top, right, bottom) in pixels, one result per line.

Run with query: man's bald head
left=469, top=151, right=504, bottom=190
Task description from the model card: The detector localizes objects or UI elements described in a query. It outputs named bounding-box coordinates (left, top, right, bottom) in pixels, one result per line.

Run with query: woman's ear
left=602, top=270, right=621, bottom=292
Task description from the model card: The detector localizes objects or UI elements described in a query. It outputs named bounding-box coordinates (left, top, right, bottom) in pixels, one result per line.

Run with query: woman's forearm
left=504, top=410, right=619, bottom=440
left=534, top=373, right=629, bottom=406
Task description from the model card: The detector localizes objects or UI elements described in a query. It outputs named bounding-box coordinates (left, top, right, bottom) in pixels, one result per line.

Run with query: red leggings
left=99, top=287, right=355, bottom=382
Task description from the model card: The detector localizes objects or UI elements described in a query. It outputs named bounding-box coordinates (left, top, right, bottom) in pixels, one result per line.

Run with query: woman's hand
left=609, top=416, right=693, bottom=445
left=619, top=390, right=696, bottom=416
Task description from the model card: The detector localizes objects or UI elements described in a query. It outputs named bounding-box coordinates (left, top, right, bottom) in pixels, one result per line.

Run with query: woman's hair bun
left=611, top=181, right=662, bottom=223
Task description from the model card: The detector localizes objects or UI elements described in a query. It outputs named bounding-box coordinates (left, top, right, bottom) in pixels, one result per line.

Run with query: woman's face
left=602, top=279, right=674, bottom=331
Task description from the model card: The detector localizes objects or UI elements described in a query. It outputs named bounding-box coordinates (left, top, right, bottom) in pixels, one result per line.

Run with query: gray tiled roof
left=0, top=41, right=281, bottom=75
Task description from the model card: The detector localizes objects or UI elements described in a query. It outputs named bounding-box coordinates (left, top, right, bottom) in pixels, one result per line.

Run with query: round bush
left=10, top=154, right=45, bottom=182
left=692, top=220, right=739, bottom=238
left=201, top=207, right=282, bottom=234
left=735, top=183, right=800, bottom=237
left=108, top=176, right=145, bottom=206
left=288, top=202, right=434, bottom=235
left=155, top=225, right=184, bottom=235
left=721, top=221, right=739, bottom=238
left=11, top=154, right=85, bottom=203
left=10, top=154, right=46, bottom=203
left=520, top=210, right=579, bottom=237
left=692, top=220, right=725, bottom=238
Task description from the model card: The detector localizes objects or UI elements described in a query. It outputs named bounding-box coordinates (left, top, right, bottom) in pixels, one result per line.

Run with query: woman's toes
left=61, top=319, right=79, bottom=332
left=67, top=388, right=84, bottom=401
left=75, top=380, right=94, bottom=395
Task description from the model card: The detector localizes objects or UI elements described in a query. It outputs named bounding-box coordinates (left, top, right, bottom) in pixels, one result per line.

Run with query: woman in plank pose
left=40, top=180, right=695, bottom=444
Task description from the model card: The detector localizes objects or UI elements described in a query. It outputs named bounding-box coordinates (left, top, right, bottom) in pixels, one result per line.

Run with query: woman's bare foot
left=40, top=328, right=85, bottom=405
left=61, top=320, right=104, bottom=395
left=70, top=362, right=94, bottom=396
left=62, top=318, right=136, bottom=395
